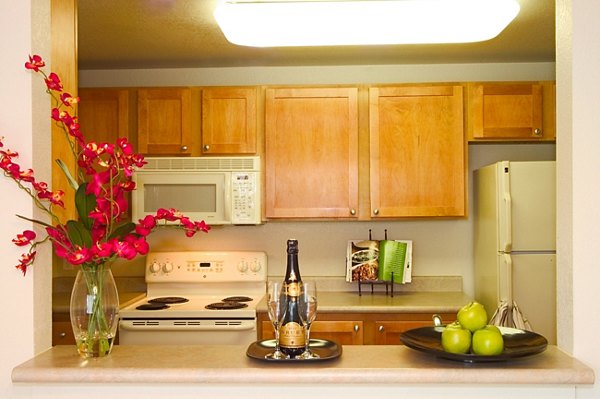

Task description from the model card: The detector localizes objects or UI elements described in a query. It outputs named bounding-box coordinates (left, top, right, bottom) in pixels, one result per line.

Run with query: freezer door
left=503, top=161, right=556, bottom=252
left=511, top=253, right=556, bottom=344
left=476, top=253, right=511, bottom=324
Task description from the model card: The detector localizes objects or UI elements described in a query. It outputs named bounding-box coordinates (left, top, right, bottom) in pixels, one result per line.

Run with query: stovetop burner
left=222, top=296, right=253, bottom=303
left=135, top=296, right=189, bottom=310
left=149, top=296, right=189, bottom=304
left=205, top=301, right=249, bottom=310
left=136, top=303, right=170, bottom=311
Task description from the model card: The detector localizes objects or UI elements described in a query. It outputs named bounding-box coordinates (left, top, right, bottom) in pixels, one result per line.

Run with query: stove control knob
left=162, top=262, right=174, bottom=273
left=149, top=262, right=161, bottom=274
left=237, top=261, right=248, bottom=273
left=250, top=261, right=262, bottom=272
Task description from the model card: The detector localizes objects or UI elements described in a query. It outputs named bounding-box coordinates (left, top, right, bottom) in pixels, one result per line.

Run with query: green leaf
left=55, top=158, right=79, bottom=191
left=66, top=220, right=93, bottom=248
left=108, top=222, right=136, bottom=240
left=75, top=183, right=97, bottom=229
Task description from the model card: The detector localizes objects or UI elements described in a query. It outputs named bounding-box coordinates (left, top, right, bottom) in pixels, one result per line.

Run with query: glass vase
left=70, top=263, right=119, bottom=358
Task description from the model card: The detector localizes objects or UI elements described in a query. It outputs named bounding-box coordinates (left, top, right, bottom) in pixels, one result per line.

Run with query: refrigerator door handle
left=502, top=193, right=512, bottom=252
left=499, top=162, right=512, bottom=252
left=499, top=253, right=513, bottom=305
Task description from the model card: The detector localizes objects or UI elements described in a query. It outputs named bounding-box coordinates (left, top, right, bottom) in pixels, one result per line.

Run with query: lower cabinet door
left=52, top=321, right=75, bottom=345
left=309, top=321, right=364, bottom=345
left=374, top=321, right=430, bottom=345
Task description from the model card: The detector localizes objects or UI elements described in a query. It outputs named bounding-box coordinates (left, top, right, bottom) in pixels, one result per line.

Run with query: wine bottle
left=278, top=239, right=306, bottom=357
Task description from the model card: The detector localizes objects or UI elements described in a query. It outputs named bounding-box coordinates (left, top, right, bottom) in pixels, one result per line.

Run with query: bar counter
left=13, top=344, right=593, bottom=385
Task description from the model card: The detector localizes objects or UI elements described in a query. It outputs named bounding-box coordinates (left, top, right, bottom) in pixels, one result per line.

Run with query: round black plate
left=246, top=339, right=342, bottom=362
left=400, top=326, right=548, bottom=363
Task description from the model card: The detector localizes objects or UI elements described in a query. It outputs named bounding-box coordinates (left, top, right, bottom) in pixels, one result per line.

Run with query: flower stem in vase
left=70, top=263, right=119, bottom=358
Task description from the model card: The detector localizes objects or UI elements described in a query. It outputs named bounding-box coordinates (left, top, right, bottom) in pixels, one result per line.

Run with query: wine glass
left=297, top=281, right=319, bottom=359
left=265, top=281, right=288, bottom=359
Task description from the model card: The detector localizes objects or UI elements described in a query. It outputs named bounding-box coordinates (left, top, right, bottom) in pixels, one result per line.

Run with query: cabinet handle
left=180, top=145, right=188, bottom=152
left=533, top=128, right=542, bottom=136
left=378, top=325, right=385, bottom=332
left=350, top=208, right=356, bottom=216
left=59, top=332, right=66, bottom=338
left=203, top=144, right=210, bottom=151
left=373, top=209, right=379, bottom=215
left=353, top=324, right=360, bottom=332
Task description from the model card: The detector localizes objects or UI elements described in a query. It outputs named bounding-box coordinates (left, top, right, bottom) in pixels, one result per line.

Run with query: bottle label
left=286, top=282, right=301, bottom=297
left=279, top=322, right=305, bottom=348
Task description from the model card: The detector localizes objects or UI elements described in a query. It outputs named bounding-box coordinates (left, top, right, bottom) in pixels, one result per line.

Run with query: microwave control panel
left=231, top=172, right=259, bottom=224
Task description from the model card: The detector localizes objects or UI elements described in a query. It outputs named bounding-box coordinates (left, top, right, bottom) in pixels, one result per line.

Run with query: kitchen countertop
left=256, top=290, right=472, bottom=314
left=12, top=344, right=594, bottom=385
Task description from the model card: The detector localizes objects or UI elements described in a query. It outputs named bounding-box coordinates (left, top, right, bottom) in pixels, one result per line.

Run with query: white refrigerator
left=474, top=160, right=556, bottom=344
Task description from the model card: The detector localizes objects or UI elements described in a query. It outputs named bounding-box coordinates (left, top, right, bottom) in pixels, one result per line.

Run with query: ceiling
left=77, top=0, right=556, bottom=70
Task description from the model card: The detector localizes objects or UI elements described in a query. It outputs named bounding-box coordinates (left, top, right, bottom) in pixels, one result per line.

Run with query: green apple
left=457, top=301, right=488, bottom=332
left=441, top=321, right=472, bottom=354
left=472, top=325, right=504, bottom=356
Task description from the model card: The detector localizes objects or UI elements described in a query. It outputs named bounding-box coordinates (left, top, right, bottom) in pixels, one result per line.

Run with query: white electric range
left=119, top=251, right=267, bottom=345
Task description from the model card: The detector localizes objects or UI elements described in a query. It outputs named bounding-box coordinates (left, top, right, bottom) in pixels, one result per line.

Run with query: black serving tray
left=246, top=339, right=342, bottom=362
left=400, top=326, right=547, bottom=363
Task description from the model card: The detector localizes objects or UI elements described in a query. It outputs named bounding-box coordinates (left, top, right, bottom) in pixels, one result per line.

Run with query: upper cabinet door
left=137, top=88, right=192, bottom=155
left=369, top=85, right=466, bottom=218
left=201, top=87, right=257, bottom=154
left=265, top=87, right=359, bottom=218
left=78, top=88, right=130, bottom=144
left=467, top=82, right=556, bottom=141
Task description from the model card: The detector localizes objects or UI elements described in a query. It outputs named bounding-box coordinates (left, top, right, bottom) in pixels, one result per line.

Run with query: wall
left=1, top=1, right=37, bottom=398
left=30, top=0, right=52, bottom=357
left=559, top=1, right=600, bottom=399
left=74, top=64, right=557, bottom=299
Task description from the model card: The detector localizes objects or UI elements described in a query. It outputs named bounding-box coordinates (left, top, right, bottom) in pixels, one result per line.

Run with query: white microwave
left=132, top=156, right=261, bottom=225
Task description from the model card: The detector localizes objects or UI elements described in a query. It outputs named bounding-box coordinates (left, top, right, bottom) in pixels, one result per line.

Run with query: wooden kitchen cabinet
left=77, top=87, right=135, bottom=220
left=373, top=314, right=454, bottom=345
left=369, top=85, right=466, bottom=217
left=52, top=320, right=75, bottom=346
left=265, top=87, right=359, bottom=218
left=201, top=87, right=258, bottom=154
left=467, top=82, right=556, bottom=141
left=137, top=87, right=192, bottom=155
left=78, top=88, right=132, bottom=145
left=258, top=311, right=455, bottom=345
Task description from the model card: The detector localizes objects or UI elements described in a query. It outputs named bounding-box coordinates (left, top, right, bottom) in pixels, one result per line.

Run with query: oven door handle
left=119, top=322, right=256, bottom=332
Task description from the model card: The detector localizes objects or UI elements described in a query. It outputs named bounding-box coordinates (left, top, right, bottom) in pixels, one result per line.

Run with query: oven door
left=119, top=318, right=257, bottom=345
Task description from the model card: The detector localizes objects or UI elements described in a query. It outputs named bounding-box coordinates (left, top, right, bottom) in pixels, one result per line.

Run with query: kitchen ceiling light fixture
left=213, top=0, right=521, bottom=47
